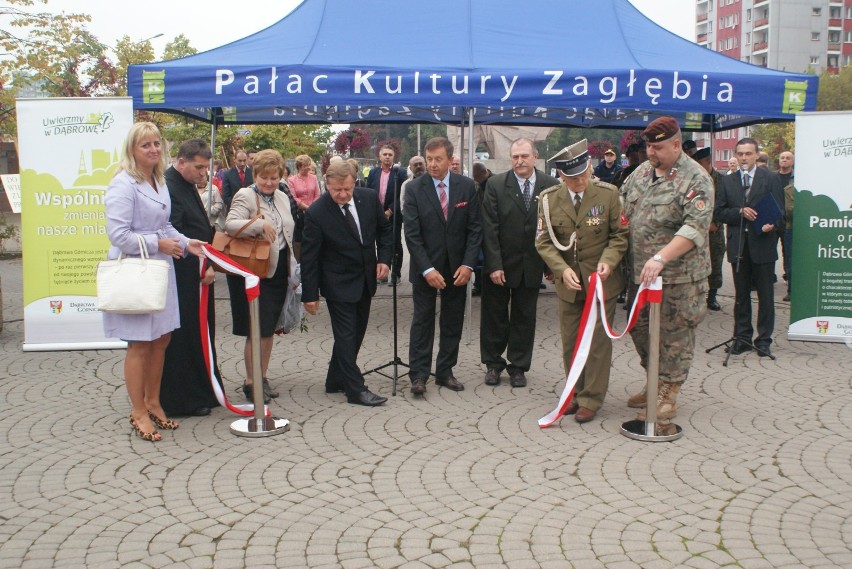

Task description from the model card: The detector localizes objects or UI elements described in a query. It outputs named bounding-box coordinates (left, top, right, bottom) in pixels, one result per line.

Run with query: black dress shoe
left=509, top=370, right=527, bottom=388
left=727, top=342, right=753, bottom=355
left=756, top=346, right=772, bottom=357
left=484, top=368, right=501, bottom=386
left=435, top=375, right=465, bottom=391
left=616, top=292, right=626, bottom=303
left=707, top=298, right=721, bottom=311
left=347, top=390, right=387, bottom=406
left=189, top=407, right=212, bottom=417
left=325, top=385, right=344, bottom=394
left=410, top=378, right=426, bottom=395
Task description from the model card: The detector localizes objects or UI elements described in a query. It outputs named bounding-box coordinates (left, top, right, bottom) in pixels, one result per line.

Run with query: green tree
left=162, top=34, right=196, bottom=61
left=0, top=0, right=114, bottom=97
left=750, top=122, right=795, bottom=159
left=817, top=66, right=852, bottom=111
left=113, top=34, right=156, bottom=96
left=244, top=124, right=332, bottom=161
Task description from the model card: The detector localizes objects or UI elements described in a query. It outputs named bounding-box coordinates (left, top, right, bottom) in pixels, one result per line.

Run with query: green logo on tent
left=782, top=80, right=808, bottom=114
left=142, top=70, right=166, bottom=104
left=684, top=112, right=702, bottom=130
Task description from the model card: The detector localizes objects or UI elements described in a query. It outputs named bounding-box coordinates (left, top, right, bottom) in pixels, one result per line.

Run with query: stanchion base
left=230, top=417, right=290, bottom=438
left=620, top=419, right=683, bottom=442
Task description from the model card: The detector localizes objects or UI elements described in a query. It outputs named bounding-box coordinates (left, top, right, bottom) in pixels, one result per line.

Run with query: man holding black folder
left=715, top=138, right=785, bottom=357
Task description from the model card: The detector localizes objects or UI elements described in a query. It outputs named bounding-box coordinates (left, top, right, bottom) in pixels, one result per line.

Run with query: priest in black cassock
left=160, top=139, right=222, bottom=417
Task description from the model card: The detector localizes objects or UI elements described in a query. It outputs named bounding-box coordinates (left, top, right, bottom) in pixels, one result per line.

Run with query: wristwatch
left=651, top=253, right=665, bottom=265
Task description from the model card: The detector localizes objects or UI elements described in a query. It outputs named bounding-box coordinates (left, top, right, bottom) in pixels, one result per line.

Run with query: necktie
left=438, top=181, right=448, bottom=220
left=238, top=168, right=245, bottom=186
left=743, top=173, right=751, bottom=201
left=522, top=179, right=531, bottom=210
left=342, top=203, right=361, bottom=242
left=574, top=192, right=582, bottom=214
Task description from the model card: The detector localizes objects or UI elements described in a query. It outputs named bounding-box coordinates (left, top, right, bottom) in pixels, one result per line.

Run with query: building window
left=830, top=7, right=841, bottom=19
left=746, top=9, right=751, bottom=22
left=847, top=7, right=852, bottom=19
left=829, top=31, right=841, bottom=43
left=812, top=32, right=821, bottom=41
left=810, top=56, right=820, bottom=65
left=812, top=7, right=821, bottom=17
left=845, top=55, right=852, bottom=66
left=746, top=32, right=751, bottom=45
left=845, top=31, right=852, bottom=43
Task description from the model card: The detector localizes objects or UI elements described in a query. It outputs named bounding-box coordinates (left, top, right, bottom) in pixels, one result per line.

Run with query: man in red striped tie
left=403, top=137, right=481, bottom=397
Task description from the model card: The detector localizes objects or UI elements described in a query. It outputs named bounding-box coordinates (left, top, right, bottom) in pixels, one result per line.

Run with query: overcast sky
left=47, top=0, right=695, bottom=55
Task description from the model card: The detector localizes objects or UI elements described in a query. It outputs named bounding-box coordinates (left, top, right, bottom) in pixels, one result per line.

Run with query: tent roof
left=129, top=0, right=818, bottom=130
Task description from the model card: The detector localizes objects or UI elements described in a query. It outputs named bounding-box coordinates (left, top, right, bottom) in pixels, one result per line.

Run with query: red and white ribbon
left=538, top=273, right=662, bottom=428
left=197, top=244, right=269, bottom=417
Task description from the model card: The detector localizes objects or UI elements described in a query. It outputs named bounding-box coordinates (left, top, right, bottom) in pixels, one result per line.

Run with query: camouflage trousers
left=708, top=229, right=726, bottom=290
left=629, top=280, right=708, bottom=385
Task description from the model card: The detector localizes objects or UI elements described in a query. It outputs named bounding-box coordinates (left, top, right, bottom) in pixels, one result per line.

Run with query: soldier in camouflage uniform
left=693, top=148, right=726, bottom=311
left=620, top=117, right=713, bottom=422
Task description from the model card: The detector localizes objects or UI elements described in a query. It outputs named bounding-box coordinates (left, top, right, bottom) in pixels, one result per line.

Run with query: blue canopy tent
left=128, top=0, right=817, bottom=131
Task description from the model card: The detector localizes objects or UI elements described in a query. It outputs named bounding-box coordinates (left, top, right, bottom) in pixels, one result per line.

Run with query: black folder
left=751, top=192, right=783, bottom=233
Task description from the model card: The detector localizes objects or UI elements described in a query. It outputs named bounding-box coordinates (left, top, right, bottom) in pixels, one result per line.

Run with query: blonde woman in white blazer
left=224, top=149, right=295, bottom=402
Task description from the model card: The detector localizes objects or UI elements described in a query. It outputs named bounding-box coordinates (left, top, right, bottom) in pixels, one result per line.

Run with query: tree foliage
left=0, top=0, right=114, bottom=98
left=162, top=34, right=196, bottom=61
left=750, top=122, right=795, bottom=159
left=244, top=124, right=332, bottom=161
left=334, top=128, right=372, bottom=157
left=817, top=66, right=852, bottom=112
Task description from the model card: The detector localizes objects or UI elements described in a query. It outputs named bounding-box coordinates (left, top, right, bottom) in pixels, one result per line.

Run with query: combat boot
left=636, top=381, right=681, bottom=420
left=627, top=386, right=646, bottom=408
left=707, top=288, right=721, bottom=311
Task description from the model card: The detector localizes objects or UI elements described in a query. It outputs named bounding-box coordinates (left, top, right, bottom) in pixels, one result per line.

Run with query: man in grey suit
left=404, top=137, right=482, bottom=396
left=480, top=138, right=559, bottom=387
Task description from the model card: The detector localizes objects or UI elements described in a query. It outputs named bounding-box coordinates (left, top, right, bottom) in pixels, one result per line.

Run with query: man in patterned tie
left=535, top=139, right=628, bottom=423
left=480, top=138, right=559, bottom=388
left=404, top=137, right=482, bottom=396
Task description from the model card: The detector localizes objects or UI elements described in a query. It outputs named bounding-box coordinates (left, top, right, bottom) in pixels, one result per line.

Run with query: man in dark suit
left=160, top=139, right=221, bottom=417
left=715, top=137, right=785, bottom=357
left=480, top=138, right=559, bottom=388
left=366, top=144, right=407, bottom=284
left=301, top=161, right=393, bottom=406
left=404, top=137, right=481, bottom=396
left=221, top=150, right=252, bottom=208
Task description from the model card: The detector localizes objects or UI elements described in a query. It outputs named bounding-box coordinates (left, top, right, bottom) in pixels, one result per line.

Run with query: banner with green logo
left=789, top=111, right=852, bottom=343
left=17, top=98, right=133, bottom=351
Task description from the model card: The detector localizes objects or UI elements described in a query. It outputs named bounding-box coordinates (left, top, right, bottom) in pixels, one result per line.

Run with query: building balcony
left=752, top=41, right=768, bottom=52
left=697, top=12, right=708, bottom=23
left=828, top=43, right=842, bottom=53
left=753, top=0, right=769, bottom=8
left=697, top=33, right=708, bottom=43
left=829, top=18, right=842, bottom=28
left=827, top=66, right=840, bottom=75
left=753, top=17, right=769, bottom=29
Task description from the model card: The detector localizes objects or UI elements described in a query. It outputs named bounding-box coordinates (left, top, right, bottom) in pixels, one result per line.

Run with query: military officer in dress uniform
left=621, top=116, right=713, bottom=425
left=535, top=139, right=628, bottom=423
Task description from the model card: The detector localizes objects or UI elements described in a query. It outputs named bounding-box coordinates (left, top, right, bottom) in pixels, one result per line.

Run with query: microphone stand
left=363, top=166, right=409, bottom=395
left=706, top=169, right=774, bottom=364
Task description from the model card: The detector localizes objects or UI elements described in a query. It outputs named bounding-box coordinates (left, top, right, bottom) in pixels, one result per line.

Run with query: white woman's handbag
left=97, top=234, right=170, bottom=314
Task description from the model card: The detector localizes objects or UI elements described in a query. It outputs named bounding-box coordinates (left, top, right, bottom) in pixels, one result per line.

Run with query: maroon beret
left=642, top=117, right=681, bottom=143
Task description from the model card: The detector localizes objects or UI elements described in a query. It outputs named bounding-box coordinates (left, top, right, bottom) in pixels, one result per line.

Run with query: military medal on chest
left=586, top=205, right=604, bottom=226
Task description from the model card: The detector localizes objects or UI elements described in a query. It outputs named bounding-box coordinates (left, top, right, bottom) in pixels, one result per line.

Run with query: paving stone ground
left=1, top=253, right=850, bottom=568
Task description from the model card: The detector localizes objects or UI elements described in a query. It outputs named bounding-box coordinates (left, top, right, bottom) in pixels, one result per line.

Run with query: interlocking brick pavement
left=1, top=253, right=850, bottom=568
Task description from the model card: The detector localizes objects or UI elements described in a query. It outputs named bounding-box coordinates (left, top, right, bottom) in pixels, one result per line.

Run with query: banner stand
left=230, top=297, right=289, bottom=438
left=620, top=301, right=683, bottom=442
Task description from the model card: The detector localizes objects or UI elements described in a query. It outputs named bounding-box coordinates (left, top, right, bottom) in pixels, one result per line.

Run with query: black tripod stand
left=363, top=167, right=409, bottom=395
left=706, top=187, right=775, bottom=365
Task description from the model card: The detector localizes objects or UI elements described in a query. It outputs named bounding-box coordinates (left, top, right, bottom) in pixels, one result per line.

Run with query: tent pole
left=465, top=107, right=475, bottom=345
left=207, top=112, right=218, bottom=216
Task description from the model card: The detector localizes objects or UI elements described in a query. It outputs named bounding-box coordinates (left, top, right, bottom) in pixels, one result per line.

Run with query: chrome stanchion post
left=621, top=291, right=683, bottom=442
left=230, top=297, right=289, bottom=437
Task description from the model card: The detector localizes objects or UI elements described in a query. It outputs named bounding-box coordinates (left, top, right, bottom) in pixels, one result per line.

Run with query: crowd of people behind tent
left=103, top=119, right=795, bottom=442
